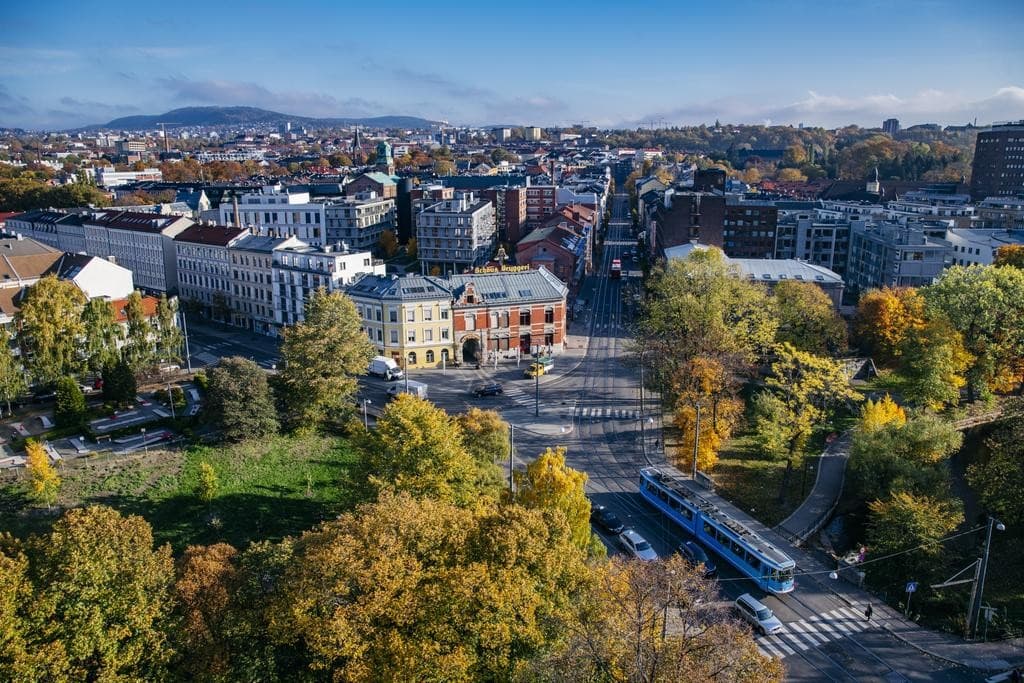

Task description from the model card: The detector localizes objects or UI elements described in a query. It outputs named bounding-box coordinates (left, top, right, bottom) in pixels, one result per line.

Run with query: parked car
left=524, top=362, right=547, bottom=378
left=590, top=504, right=625, bottom=534
left=472, top=383, right=503, bottom=397
left=618, top=529, right=659, bottom=561
left=678, top=540, right=717, bottom=577
left=368, top=356, right=404, bottom=381
left=734, top=593, right=783, bottom=635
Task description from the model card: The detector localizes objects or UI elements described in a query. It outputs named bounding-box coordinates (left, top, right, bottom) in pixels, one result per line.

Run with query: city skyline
left=1, top=0, right=1022, bottom=130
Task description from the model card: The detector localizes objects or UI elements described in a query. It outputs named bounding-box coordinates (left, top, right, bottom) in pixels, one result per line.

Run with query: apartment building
left=846, top=222, right=950, bottom=293
left=218, top=184, right=327, bottom=245
left=5, top=209, right=87, bottom=253
left=273, top=243, right=385, bottom=326
left=346, top=273, right=455, bottom=369
left=174, top=224, right=248, bottom=322
left=775, top=214, right=860, bottom=278
left=82, top=210, right=192, bottom=292
left=416, top=192, right=496, bottom=274
left=525, top=184, right=558, bottom=229
left=324, top=192, right=396, bottom=251
left=229, top=234, right=303, bottom=334
left=970, top=121, right=1024, bottom=200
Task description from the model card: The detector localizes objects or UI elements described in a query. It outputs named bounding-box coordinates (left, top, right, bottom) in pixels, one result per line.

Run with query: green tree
left=155, top=294, right=183, bottom=363
left=897, top=316, right=973, bottom=409
left=866, top=491, right=963, bottom=586
left=378, top=229, right=398, bottom=257
left=206, top=356, right=278, bottom=443
left=455, top=407, right=507, bottom=495
left=0, top=326, right=28, bottom=416
left=23, top=506, right=175, bottom=680
left=753, top=343, right=859, bottom=463
left=923, top=265, right=1024, bottom=398
left=15, top=275, right=87, bottom=384
left=773, top=280, right=846, bottom=354
left=639, top=247, right=777, bottom=400
left=80, top=297, right=122, bottom=373
left=25, top=439, right=60, bottom=509
left=122, top=290, right=155, bottom=371
left=197, top=462, right=219, bottom=504
left=53, top=377, right=86, bottom=428
left=278, top=288, right=374, bottom=432
left=102, top=358, right=137, bottom=407
left=365, top=394, right=481, bottom=506
left=515, top=446, right=591, bottom=550
left=967, top=415, right=1024, bottom=525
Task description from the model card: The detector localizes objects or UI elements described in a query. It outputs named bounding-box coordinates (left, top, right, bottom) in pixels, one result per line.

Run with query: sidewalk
left=774, top=432, right=852, bottom=545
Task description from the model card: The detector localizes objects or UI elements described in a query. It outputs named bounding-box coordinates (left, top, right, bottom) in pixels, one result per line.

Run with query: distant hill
left=98, top=106, right=439, bottom=130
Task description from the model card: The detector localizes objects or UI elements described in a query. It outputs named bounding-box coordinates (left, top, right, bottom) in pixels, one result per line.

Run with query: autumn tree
left=80, top=297, right=122, bottom=372
left=455, top=407, right=507, bottom=495
left=378, top=229, right=398, bottom=257
left=364, top=394, right=481, bottom=506
left=515, top=446, right=591, bottom=550
left=752, top=343, right=859, bottom=464
left=406, top=236, right=417, bottom=259
left=897, top=316, right=972, bottom=409
left=197, top=462, right=219, bottom=504
left=534, top=555, right=782, bottom=683
left=278, top=288, right=374, bottom=432
left=854, top=287, right=926, bottom=364
left=15, top=274, right=87, bottom=384
left=923, top=265, right=1024, bottom=399
left=22, top=506, right=175, bottom=680
left=848, top=412, right=962, bottom=503
left=267, top=492, right=589, bottom=681
left=773, top=279, right=846, bottom=354
left=775, top=167, right=807, bottom=182
left=206, top=356, right=278, bottom=442
left=859, top=394, right=906, bottom=433
left=0, top=326, right=27, bottom=416
left=993, top=244, right=1024, bottom=269
left=25, top=439, right=60, bottom=509
left=866, top=491, right=963, bottom=586
left=671, top=356, right=743, bottom=472
left=172, top=543, right=239, bottom=679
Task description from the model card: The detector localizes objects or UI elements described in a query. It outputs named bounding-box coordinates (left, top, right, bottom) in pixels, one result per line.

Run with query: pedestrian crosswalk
left=575, top=406, right=642, bottom=421
left=756, top=607, right=872, bottom=660
left=502, top=384, right=533, bottom=407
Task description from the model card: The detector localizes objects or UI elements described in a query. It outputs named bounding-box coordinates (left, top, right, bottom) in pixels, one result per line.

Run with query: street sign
left=906, top=581, right=918, bottom=593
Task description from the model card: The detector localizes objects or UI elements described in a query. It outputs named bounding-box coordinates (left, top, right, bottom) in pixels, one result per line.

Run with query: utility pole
left=535, top=363, right=540, bottom=417
left=509, top=424, right=515, bottom=497
left=968, top=516, right=1005, bottom=639
left=179, top=310, right=192, bottom=373
left=692, top=404, right=701, bottom=479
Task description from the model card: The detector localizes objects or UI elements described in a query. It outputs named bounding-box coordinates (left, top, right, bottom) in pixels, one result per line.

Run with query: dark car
left=590, top=504, right=625, bottom=534
left=678, top=540, right=717, bottom=577
left=472, top=383, right=503, bottom=397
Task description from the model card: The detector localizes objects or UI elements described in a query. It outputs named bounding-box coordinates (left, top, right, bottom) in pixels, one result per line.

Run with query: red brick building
left=449, top=268, right=568, bottom=362
left=525, top=184, right=558, bottom=229
left=480, top=186, right=528, bottom=244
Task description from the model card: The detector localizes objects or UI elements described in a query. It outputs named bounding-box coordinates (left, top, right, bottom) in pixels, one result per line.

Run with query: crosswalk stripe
left=825, top=615, right=856, bottom=635
left=775, top=629, right=810, bottom=651
left=807, top=615, right=842, bottom=639
left=788, top=620, right=826, bottom=646
left=766, top=635, right=795, bottom=656
left=834, top=608, right=868, bottom=632
left=758, top=639, right=785, bottom=659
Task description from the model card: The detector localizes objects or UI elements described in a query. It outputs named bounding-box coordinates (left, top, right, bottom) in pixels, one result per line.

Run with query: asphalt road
left=506, top=192, right=981, bottom=682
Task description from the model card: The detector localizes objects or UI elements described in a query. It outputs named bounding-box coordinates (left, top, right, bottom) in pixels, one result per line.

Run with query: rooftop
left=347, top=273, right=452, bottom=301
left=449, top=266, right=568, bottom=304
left=174, top=223, right=247, bottom=246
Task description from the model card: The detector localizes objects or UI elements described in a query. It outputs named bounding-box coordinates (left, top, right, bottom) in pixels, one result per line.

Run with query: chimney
left=233, top=196, right=241, bottom=228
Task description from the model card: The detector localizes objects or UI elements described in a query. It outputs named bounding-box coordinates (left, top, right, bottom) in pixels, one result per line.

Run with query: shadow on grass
left=96, top=491, right=342, bottom=552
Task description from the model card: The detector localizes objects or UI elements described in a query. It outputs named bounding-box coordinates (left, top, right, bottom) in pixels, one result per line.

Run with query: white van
left=734, top=593, right=783, bottom=635
left=368, top=356, right=404, bottom=381
left=387, top=380, right=428, bottom=400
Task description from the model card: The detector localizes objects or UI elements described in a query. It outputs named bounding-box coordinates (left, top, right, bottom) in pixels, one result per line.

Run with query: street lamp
left=691, top=403, right=702, bottom=479
left=166, top=384, right=175, bottom=419
left=140, top=427, right=147, bottom=455
left=968, top=516, right=1006, bottom=639
left=362, top=399, right=372, bottom=429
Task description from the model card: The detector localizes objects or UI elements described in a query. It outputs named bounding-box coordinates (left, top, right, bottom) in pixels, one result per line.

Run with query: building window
left=407, top=330, right=416, bottom=342
left=423, top=308, right=433, bottom=321
left=389, top=308, right=398, bottom=323
left=519, top=310, right=531, bottom=326
left=441, top=328, right=450, bottom=340
left=408, top=351, right=417, bottom=365
left=426, top=350, right=435, bottom=364
left=390, top=330, right=398, bottom=344
left=544, top=307, right=554, bottom=324
left=425, top=329, right=433, bottom=342
left=407, top=309, right=415, bottom=322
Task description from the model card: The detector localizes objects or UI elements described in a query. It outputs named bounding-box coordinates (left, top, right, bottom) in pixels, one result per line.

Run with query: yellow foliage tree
left=25, top=439, right=60, bottom=509
left=378, top=229, right=398, bottom=258
left=854, top=287, right=926, bottom=364
left=406, top=236, right=417, bottom=259
left=515, top=446, right=591, bottom=550
left=858, top=394, right=906, bottom=433
left=671, top=356, right=743, bottom=472
left=994, top=244, right=1024, bottom=269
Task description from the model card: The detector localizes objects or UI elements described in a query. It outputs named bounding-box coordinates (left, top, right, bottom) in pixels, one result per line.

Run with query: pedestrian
left=1010, top=668, right=1022, bottom=683
left=865, top=604, right=873, bottom=621
left=654, top=439, right=660, bottom=449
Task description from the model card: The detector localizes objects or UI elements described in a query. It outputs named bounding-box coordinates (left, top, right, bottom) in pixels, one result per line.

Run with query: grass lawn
left=709, top=432, right=819, bottom=527
left=0, top=434, right=362, bottom=553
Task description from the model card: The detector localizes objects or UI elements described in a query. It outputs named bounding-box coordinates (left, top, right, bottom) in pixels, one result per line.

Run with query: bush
left=192, top=369, right=208, bottom=392
left=54, top=377, right=86, bottom=428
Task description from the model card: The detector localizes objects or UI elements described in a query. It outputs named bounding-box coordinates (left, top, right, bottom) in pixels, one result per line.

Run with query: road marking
left=758, top=640, right=786, bottom=659
left=775, top=628, right=811, bottom=651
left=765, top=635, right=796, bottom=656
left=785, top=621, right=824, bottom=647
left=807, top=614, right=842, bottom=639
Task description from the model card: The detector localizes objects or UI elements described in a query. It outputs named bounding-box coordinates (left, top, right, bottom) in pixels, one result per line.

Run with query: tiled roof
left=175, top=224, right=247, bottom=246
left=109, top=295, right=160, bottom=323
left=346, top=274, right=452, bottom=301
left=0, top=238, right=63, bottom=285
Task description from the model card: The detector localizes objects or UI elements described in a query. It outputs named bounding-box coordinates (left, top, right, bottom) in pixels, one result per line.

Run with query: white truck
left=387, top=380, right=428, bottom=400
left=368, top=356, right=404, bottom=381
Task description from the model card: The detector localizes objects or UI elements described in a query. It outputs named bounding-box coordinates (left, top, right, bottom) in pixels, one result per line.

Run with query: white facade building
left=174, top=224, right=249, bottom=322
left=219, top=184, right=327, bottom=246
left=94, top=166, right=163, bottom=188
left=325, top=192, right=396, bottom=251
left=416, top=192, right=496, bottom=274
left=81, top=211, right=192, bottom=292
left=273, top=243, right=385, bottom=326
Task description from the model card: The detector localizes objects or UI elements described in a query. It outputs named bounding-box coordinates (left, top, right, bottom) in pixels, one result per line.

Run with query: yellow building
left=347, top=273, right=456, bottom=369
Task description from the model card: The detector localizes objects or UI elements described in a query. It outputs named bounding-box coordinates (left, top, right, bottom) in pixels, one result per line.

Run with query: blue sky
left=1, top=0, right=1022, bottom=130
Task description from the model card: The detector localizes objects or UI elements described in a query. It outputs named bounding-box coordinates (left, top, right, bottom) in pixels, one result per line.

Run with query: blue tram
left=639, top=466, right=796, bottom=594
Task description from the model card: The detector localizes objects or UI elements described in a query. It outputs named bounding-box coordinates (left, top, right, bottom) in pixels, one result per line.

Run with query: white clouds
left=632, top=86, right=1024, bottom=128
left=156, top=77, right=383, bottom=118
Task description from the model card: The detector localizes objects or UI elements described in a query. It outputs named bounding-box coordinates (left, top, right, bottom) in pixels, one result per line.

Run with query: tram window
left=703, top=521, right=714, bottom=536
left=681, top=507, right=693, bottom=520
left=744, top=551, right=757, bottom=568
left=731, top=540, right=743, bottom=556
left=658, top=489, right=669, bottom=502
